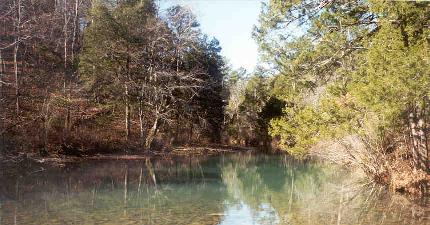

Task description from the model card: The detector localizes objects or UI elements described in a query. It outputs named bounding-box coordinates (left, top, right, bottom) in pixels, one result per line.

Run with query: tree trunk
left=125, top=51, right=131, bottom=141
left=63, top=0, right=68, bottom=94
left=13, top=0, right=22, bottom=116
left=0, top=50, right=3, bottom=96
left=42, top=93, right=50, bottom=151
left=71, top=0, right=78, bottom=63
left=408, top=105, right=429, bottom=171
left=125, top=84, right=130, bottom=141
left=13, top=43, right=19, bottom=115
left=138, top=100, right=144, bottom=142
left=420, top=98, right=429, bottom=172
left=44, top=103, right=49, bottom=150
left=67, top=0, right=78, bottom=132
left=62, top=0, right=72, bottom=140
left=145, top=117, right=158, bottom=149
left=417, top=115, right=429, bottom=172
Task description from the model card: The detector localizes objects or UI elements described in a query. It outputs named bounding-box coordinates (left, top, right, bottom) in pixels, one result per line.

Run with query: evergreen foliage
left=252, top=0, right=430, bottom=172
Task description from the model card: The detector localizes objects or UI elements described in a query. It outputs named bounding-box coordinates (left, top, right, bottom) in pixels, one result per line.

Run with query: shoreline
left=2, top=145, right=428, bottom=197
left=0, top=145, right=257, bottom=167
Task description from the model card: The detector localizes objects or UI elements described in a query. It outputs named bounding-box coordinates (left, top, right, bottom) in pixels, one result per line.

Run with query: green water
left=0, top=153, right=428, bottom=225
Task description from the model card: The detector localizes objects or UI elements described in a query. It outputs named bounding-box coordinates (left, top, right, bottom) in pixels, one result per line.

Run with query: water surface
left=0, top=154, right=428, bottom=224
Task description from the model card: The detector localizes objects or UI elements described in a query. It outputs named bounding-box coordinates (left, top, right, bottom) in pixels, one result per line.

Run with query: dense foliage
left=223, top=68, right=285, bottom=148
left=0, top=0, right=226, bottom=154
left=249, top=0, right=429, bottom=177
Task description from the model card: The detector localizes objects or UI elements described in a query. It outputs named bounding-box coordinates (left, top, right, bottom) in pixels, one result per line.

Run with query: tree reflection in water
left=0, top=154, right=428, bottom=225
left=220, top=154, right=429, bottom=225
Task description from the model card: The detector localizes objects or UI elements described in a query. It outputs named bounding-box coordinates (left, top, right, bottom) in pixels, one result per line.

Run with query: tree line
left=0, top=0, right=226, bottom=154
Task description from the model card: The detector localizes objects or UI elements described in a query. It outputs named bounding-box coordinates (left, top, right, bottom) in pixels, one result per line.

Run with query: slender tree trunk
left=420, top=98, right=429, bottom=172
left=71, top=0, right=78, bottom=64
left=13, top=43, right=19, bottom=115
left=409, top=110, right=419, bottom=169
left=140, top=58, right=154, bottom=146
left=408, top=111, right=418, bottom=167
left=125, top=84, right=130, bottom=141
left=139, top=79, right=146, bottom=143
left=63, top=0, right=68, bottom=94
left=13, top=0, right=22, bottom=116
left=61, top=0, right=72, bottom=141
left=43, top=97, right=50, bottom=150
left=125, top=51, right=131, bottom=141
left=65, top=0, right=79, bottom=135
left=65, top=98, right=70, bottom=133
left=145, top=116, right=158, bottom=149
left=424, top=98, right=430, bottom=172
left=139, top=102, right=144, bottom=140
left=0, top=50, right=3, bottom=98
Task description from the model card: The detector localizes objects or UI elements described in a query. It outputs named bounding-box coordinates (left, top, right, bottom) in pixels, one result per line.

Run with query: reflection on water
left=0, top=154, right=428, bottom=225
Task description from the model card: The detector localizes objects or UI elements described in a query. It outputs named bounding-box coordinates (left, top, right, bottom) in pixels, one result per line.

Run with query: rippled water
left=0, top=153, right=429, bottom=225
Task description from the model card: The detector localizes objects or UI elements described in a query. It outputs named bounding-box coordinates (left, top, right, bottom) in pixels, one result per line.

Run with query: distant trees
left=0, top=0, right=226, bottom=154
left=224, top=69, right=284, bottom=147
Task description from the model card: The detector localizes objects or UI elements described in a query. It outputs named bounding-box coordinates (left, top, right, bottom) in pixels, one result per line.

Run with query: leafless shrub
left=309, top=135, right=389, bottom=179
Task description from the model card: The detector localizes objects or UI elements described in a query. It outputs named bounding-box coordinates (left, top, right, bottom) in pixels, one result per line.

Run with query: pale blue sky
left=159, top=0, right=264, bottom=72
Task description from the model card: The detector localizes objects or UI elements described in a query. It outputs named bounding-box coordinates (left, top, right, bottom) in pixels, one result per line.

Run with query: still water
left=0, top=153, right=429, bottom=225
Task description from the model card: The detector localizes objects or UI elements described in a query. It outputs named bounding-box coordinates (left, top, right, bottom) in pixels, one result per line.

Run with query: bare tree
left=13, top=0, right=22, bottom=115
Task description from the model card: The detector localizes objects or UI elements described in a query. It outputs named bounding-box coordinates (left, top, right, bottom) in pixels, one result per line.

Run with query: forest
left=0, top=0, right=429, bottom=196
left=0, top=0, right=226, bottom=155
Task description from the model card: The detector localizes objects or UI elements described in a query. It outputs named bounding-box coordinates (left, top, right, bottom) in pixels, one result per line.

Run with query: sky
left=159, top=0, right=264, bottom=72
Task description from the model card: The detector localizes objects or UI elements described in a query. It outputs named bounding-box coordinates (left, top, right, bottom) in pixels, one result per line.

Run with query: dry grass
left=309, top=135, right=430, bottom=195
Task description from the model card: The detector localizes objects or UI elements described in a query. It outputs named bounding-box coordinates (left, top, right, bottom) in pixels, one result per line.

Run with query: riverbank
left=2, top=141, right=428, bottom=197
left=309, top=139, right=430, bottom=197
left=0, top=144, right=256, bottom=167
